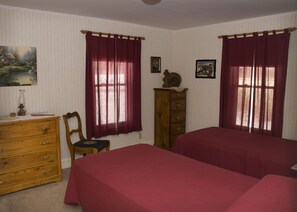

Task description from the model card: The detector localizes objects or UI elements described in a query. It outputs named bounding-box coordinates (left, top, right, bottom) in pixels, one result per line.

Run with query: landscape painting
left=0, top=46, right=37, bottom=86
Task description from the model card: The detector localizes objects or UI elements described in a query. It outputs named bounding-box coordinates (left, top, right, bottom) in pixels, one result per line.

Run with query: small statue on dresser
left=162, top=69, right=182, bottom=88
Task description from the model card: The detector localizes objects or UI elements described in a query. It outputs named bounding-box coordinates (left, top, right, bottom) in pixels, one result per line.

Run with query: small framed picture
left=195, top=59, right=216, bottom=79
left=151, top=56, right=161, bottom=73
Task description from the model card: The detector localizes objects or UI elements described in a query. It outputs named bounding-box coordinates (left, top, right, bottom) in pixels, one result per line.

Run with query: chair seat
left=74, top=139, right=110, bottom=151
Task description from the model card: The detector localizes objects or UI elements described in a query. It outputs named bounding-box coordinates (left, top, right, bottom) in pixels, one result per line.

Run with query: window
left=235, top=66, right=275, bottom=131
left=85, top=33, right=142, bottom=139
left=94, top=61, right=128, bottom=126
left=220, top=30, right=290, bottom=137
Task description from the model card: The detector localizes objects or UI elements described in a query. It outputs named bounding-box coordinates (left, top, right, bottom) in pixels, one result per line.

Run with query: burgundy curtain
left=85, top=32, right=142, bottom=139
left=219, top=30, right=290, bottom=137
left=220, top=35, right=255, bottom=132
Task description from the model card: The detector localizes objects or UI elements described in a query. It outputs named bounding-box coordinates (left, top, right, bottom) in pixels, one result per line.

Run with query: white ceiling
left=0, top=0, right=296, bottom=30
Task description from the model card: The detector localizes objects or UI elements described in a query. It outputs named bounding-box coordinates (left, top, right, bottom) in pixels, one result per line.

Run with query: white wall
left=0, top=6, right=173, bottom=168
left=0, top=6, right=296, bottom=168
left=172, top=12, right=297, bottom=141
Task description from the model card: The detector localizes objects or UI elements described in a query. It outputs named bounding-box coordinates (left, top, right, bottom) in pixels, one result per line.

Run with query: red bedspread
left=172, top=127, right=297, bottom=178
left=226, top=175, right=297, bottom=212
left=65, top=144, right=259, bottom=212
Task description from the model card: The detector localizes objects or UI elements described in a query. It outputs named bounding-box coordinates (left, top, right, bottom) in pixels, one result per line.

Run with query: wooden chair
left=62, top=111, right=110, bottom=165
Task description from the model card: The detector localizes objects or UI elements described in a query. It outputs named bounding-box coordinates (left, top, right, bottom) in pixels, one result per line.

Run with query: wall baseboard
left=61, top=158, right=71, bottom=169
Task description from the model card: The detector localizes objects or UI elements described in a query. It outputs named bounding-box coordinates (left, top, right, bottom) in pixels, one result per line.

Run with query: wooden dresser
left=0, top=116, right=62, bottom=195
left=154, top=88, right=188, bottom=150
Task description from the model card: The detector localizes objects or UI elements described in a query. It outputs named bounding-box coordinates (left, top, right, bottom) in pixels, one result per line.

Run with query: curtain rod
left=80, top=30, right=145, bottom=40
left=218, top=27, right=296, bottom=39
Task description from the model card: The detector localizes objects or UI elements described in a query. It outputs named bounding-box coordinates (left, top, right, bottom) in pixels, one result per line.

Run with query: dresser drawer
left=0, top=120, right=56, bottom=140
left=170, top=111, right=186, bottom=124
left=0, top=163, right=60, bottom=192
left=0, top=134, right=57, bottom=157
left=0, top=149, right=57, bottom=173
left=170, top=99, right=186, bottom=111
left=170, top=123, right=185, bottom=134
left=170, top=91, right=186, bottom=99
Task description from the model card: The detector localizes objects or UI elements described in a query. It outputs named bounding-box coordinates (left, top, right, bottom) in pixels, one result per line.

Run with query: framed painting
left=151, top=56, right=161, bottom=73
left=195, top=59, right=216, bottom=79
left=0, top=45, right=37, bottom=86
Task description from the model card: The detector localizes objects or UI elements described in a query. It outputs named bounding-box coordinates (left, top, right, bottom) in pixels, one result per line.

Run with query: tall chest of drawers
left=0, top=116, right=62, bottom=195
left=154, top=88, right=188, bottom=150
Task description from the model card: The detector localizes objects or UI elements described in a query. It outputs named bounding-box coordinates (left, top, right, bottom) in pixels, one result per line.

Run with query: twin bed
left=172, top=127, right=297, bottom=179
left=65, top=142, right=297, bottom=211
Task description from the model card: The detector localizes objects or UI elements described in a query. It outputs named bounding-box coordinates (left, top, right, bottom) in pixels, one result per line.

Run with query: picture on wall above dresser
left=0, top=45, right=37, bottom=86
left=195, top=59, right=216, bottom=79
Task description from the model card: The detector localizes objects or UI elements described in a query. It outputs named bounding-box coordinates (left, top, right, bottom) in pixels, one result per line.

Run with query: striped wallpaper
left=0, top=5, right=296, bottom=167
left=173, top=12, right=297, bottom=141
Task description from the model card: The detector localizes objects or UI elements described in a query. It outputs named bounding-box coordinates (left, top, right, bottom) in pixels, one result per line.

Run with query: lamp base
left=18, top=104, right=27, bottom=116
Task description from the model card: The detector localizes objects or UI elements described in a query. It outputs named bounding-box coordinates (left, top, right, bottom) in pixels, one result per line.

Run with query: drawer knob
left=42, top=168, right=52, bottom=175
left=176, top=103, right=180, bottom=108
left=41, top=141, right=49, bottom=145
left=176, top=116, right=180, bottom=121
left=0, top=162, right=8, bottom=168
left=41, top=155, right=50, bottom=160
left=41, top=126, right=49, bottom=134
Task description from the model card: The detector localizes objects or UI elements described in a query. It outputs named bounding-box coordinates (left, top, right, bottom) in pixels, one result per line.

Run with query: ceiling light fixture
left=141, top=0, right=162, bottom=5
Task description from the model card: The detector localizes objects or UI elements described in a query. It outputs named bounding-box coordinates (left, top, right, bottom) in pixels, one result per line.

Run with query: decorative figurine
left=162, top=69, right=182, bottom=88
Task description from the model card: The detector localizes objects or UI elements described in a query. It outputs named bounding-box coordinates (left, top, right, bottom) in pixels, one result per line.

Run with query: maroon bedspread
left=65, top=144, right=259, bottom=212
left=172, top=127, right=297, bottom=178
left=226, top=175, right=297, bottom=212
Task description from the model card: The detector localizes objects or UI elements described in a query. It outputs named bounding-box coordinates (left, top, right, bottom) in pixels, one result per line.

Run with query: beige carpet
left=0, top=168, right=83, bottom=212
